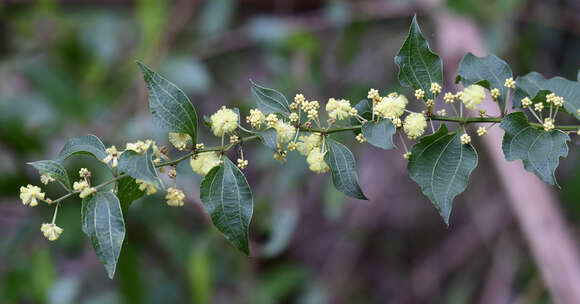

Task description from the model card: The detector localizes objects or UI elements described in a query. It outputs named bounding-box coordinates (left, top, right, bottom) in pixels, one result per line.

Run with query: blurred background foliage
left=0, top=0, right=579, bottom=303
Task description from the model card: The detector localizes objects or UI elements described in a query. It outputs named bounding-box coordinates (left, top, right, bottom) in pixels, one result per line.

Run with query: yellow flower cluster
left=460, top=133, right=472, bottom=145
left=367, top=88, right=380, bottom=102
left=190, top=152, right=220, bottom=175
left=461, top=85, right=486, bottom=110
left=436, top=109, right=446, bottom=116
left=403, top=152, right=412, bottom=160
left=534, top=103, right=544, bottom=112
left=429, top=82, right=441, bottom=95
left=266, top=113, right=278, bottom=127
left=374, top=93, right=408, bottom=119
left=546, top=93, right=564, bottom=107
left=103, top=145, right=120, bottom=168
left=543, top=117, right=555, bottom=132
left=443, top=92, right=455, bottom=103
left=490, top=88, right=501, bottom=100
left=135, top=179, right=158, bottom=195
left=477, top=127, right=487, bottom=136
left=20, top=185, right=45, bottom=207
left=237, top=158, right=248, bottom=169
left=504, top=77, right=516, bottom=89
left=73, top=180, right=96, bottom=198
left=415, top=89, right=425, bottom=100
left=246, top=109, right=265, bottom=128
left=303, top=100, right=320, bottom=120
left=168, top=133, right=192, bottom=151
left=210, top=106, right=239, bottom=136
left=356, top=133, right=366, bottom=143
left=326, top=98, right=356, bottom=120
left=41, top=223, right=63, bottom=241
left=521, top=97, right=532, bottom=108
left=274, top=121, right=296, bottom=143
left=403, top=113, right=427, bottom=140
left=165, top=187, right=185, bottom=207
left=306, top=149, right=329, bottom=173
left=296, top=133, right=322, bottom=156
left=40, top=174, right=55, bottom=185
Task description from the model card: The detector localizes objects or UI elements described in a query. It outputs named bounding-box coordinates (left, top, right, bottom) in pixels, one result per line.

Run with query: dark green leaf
left=408, top=124, right=478, bottom=224
left=361, top=119, right=396, bottom=150
left=200, top=157, right=253, bottom=255
left=81, top=192, right=126, bottom=279
left=250, top=80, right=290, bottom=115
left=117, top=177, right=144, bottom=216
left=324, top=138, right=367, bottom=200
left=500, top=112, right=570, bottom=186
left=57, top=134, right=107, bottom=161
left=117, top=146, right=163, bottom=189
left=202, top=115, right=212, bottom=128
left=350, top=99, right=371, bottom=134
left=137, top=62, right=199, bottom=144
left=394, top=15, right=443, bottom=100
left=257, top=128, right=279, bottom=152
left=514, top=72, right=580, bottom=120
left=456, top=53, right=512, bottom=112
left=27, top=160, right=71, bottom=190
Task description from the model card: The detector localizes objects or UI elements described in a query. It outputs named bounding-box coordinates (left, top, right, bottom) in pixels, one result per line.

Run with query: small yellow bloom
left=229, top=134, right=240, bottom=144
left=135, top=179, right=158, bottom=195
left=41, top=223, right=63, bottom=241
left=326, top=98, right=353, bottom=120
left=374, top=94, right=408, bottom=119
left=425, top=99, right=434, bottom=107
left=306, top=149, right=329, bottom=173
left=367, top=88, right=380, bottom=102
left=403, top=113, right=427, bottom=140
left=534, top=103, right=544, bottom=112
left=460, top=133, right=471, bottom=144
left=246, top=109, right=265, bottom=128
left=392, top=117, right=402, bottom=128
left=478, top=109, right=487, bottom=117
left=274, top=150, right=287, bottom=162
left=237, top=158, right=249, bottom=169
left=461, top=85, right=486, bottom=110
left=443, top=92, right=455, bottom=103
left=436, top=109, right=446, bottom=116
left=103, top=145, right=120, bottom=168
left=79, top=168, right=91, bottom=178
left=40, top=174, right=55, bottom=185
left=210, top=106, right=238, bottom=136
left=356, top=133, right=366, bottom=143
left=165, top=187, right=185, bottom=207
left=477, top=127, right=487, bottom=136
left=287, top=142, right=297, bottom=151
left=20, top=184, right=45, bottom=207
left=504, top=77, right=516, bottom=89
left=190, top=152, right=220, bottom=175
left=490, top=88, right=501, bottom=100
left=296, top=133, right=322, bottom=156
left=429, top=82, right=441, bottom=95
left=543, top=117, right=555, bottom=132
left=521, top=97, right=532, bottom=108
left=403, top=152, right=412, bottom=160
left=266, top=113, right=278, bottom=127
left=415, top=89, right=425, bottom=100
left=274, top=121, right=296, bottom=143
left=289, top=112, right=299, bottom=123
left=196, top=143, right=205, bottom=150
left=294, top=94, right=306, bottom=105
left=168, top=132, right=192, bottom=151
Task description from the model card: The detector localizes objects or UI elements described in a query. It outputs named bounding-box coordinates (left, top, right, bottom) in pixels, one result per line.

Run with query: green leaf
left=514, top=72, right=580, bottom=120
left=361, top=119, right=396, bottom=150
left=81, top=192, right=126, bottom=279
left=200, top=157, right=253, bottom=255
left=257, top=128, right=279, bottom=152
left=27, top=160, right=71, bottom=190
left=117, top=177, right=144, bottom=216
left=117, top=146, right=163, bottom=189
left=500, top=112, right=570, bottom=186
left=407, top=124, right=478, bottom=224
left=324, top=138, right=367, bottom=200
left=57, top=134, right=107, bottom=161
left=350, top=99, right=372, bottom=133
left=249, top=80, right=290, bottom=115
left=456, top=53, right=512, bottom=113
left=394, top=15, right=443, bottom=100
left=137, top=62, right=199, bottom=144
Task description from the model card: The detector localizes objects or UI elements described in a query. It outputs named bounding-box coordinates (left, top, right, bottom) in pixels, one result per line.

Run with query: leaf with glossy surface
left=394, top=15, right=443, bottom=100
left=361, top=119, right=396, bottom=150
left=257, top=128, right=278, bottom=152
left=324, top=138, right=367, bottom=200
left=408, top=124, right=478, bottom=224
left=500, top=112, right=569, bottom=186
left=200, top=157, right=253, bottom=255
left=456, top=53, right=512, bottom=112
left=117, top=177, right=144, bottom=216
left=117, top=146, right=163, bottom=189
left=137, top=62, right=198, bottom=143
left=27, top=160, right=71, bottom=190
left=514, top=72, right=580, bottom=120
left=250, top=80, right=290, bottom=115
left=57, top=134, right=107, bottom=161
left=81, top=192, right=125, bottom=279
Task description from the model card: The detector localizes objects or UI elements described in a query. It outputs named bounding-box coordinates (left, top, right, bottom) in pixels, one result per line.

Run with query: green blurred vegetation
left=0, top=0, right=579, bottom=303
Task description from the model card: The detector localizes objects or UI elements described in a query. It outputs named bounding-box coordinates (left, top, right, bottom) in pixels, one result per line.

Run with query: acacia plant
left=18, top=16, right=580, bottom=278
